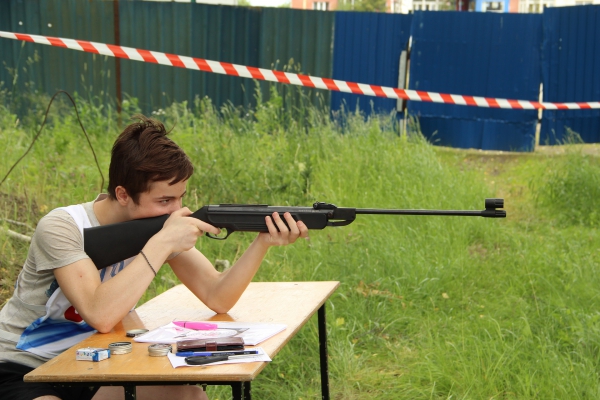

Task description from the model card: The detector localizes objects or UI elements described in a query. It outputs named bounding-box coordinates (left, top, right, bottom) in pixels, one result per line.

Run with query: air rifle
left=84, top=198, right=506, bottom=269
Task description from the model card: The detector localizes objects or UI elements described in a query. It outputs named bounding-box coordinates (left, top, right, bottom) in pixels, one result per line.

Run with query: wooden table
left=25, top=281, right=340, bottom=400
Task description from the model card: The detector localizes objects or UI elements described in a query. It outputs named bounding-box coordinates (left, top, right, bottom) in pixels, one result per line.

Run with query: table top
left=25, top=281, right=339, bottom=383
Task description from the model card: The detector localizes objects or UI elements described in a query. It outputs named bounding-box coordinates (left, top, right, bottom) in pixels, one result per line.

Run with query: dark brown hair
left=107, top=114, right=193, bottom=204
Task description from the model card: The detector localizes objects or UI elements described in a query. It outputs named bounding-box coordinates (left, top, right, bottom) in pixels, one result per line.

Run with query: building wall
left=291, top=0, right=413, bottom=12
left=516, top=0, right=600, bottom=13
left=388, top=0, right=414, bottom=13
left=290, top=0, right=338, bottom=10
left=474, top=0, right=510, bottom=12
left=412, top=0, right=447, bottom=10
left=516, top=0, right=552, bottom=12
left=143, top=0, right=241, bottom=5
left=554, top=0, right=600, bottom=5
left=291, top=0, right=600, bottom=13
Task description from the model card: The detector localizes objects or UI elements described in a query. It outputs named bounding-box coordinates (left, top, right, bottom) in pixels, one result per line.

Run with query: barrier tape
left=1, top=31, right=599, bottom=110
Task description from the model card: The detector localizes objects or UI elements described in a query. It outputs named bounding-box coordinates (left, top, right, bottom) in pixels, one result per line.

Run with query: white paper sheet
left=134, top=322, right=286, bottom=346
left=167, top=347, right=271, bottom=368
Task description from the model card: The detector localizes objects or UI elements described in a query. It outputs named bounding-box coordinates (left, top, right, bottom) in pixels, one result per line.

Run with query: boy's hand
left=159, top=207, right=221, bottom=253
left=259, top=212, right=309, bottom=246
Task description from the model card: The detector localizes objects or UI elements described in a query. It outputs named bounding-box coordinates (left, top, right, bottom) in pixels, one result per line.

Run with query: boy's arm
left=169, top=212, right=308, bottom=314
left=54, top=208, right=218, bottom=332
left=54, top=253, right=164, bottom=332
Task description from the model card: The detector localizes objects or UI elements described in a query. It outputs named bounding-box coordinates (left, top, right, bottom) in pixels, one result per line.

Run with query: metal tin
left=148, top=343, right=172, bottom=357
left=109, top=341, right=132, bottom=355
left=126, top=329, right=149, bottom=338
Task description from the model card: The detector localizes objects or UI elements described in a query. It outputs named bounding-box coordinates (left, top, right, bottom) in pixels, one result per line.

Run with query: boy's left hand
left=259, top=212, right=309, bottom=246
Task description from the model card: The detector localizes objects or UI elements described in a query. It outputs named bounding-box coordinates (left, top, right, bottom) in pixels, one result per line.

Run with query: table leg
left=318, top=304, right=330, bottom=400
left=231, top=381, right=251, bottom=400
left=231, top=382, right=242, bottom=400
left=123, top=385, right=136, bottom=400
left=243, top=381, right=252, bottom=400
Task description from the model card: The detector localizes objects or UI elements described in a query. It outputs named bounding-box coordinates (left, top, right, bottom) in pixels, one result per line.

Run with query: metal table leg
left=318, top=304, right=330, bottom=400
left=124, top=385, right=136, bottom=400
left=232, top=382, right=242, bottom=399
left=231, top=381, right=251, bottom=400
left=243, top=381, right=252, bottom=400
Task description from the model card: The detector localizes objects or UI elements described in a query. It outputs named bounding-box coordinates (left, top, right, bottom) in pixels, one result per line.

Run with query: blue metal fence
left=330, top=12, right=412, bottom=117
left=407, top=11, right=543, bottom=152
left=540, top=5, right=600, bottom=145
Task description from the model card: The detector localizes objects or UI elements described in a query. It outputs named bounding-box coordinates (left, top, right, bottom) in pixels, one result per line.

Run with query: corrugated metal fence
left=1, top=1, right=599, bottom=151
left=540, top=5, right=600, bottom=145
left=0, top=0, right=334, bottom=114
left=407, top=12, right=543, bottom=152
left=1, top=0, right=117, bottom=109
left=330, top=12, right=412, bottom=116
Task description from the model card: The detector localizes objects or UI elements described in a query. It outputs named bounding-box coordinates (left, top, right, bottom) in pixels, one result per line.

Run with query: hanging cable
left=0, top=90, right=105, bottom=192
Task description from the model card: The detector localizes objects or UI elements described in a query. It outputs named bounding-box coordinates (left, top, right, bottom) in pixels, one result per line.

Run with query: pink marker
left=173, top=321, right=218, bottom=330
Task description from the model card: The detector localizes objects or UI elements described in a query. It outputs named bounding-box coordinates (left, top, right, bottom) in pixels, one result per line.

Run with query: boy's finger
left=297, top=221, right=309, bottom=238
left=173, top=207, right=192, bottom=217
left=265, top=215, right=279, bottom=236
left=284, top=213, right=300, bottom=236
left=195, top=220, right=220, bottom=235
left=272, top=212, right=289, bottom=234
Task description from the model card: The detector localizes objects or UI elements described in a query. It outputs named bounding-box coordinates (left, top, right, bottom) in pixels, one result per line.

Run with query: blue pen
left=175, top=350, right=259, bottom=357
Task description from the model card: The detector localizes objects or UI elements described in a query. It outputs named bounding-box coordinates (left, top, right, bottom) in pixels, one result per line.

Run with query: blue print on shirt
left=16, top=317, right=95, bottom=351
left=99, top=261, right=125, bottom=281
left=45, top=280, right=59, bottom=298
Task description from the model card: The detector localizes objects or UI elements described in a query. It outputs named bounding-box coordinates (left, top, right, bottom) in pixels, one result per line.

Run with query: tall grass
left=1, top=90, right=599, bottom=399
left=533, top=132, right=600, bottom=227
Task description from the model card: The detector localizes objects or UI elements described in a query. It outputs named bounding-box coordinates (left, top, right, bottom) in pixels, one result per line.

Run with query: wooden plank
left=25, top=281, right=339, bottom=383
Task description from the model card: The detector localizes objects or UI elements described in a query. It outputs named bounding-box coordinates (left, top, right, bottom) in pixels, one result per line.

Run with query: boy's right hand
left=158, top=207, right=221, bottom=253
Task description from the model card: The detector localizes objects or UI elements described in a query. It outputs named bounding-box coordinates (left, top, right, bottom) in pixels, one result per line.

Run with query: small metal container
left=148, top=343, right=172, bottom=357
left=126, top=328, right=149, bottom=338
left=109, top=341, right=133, bottom=355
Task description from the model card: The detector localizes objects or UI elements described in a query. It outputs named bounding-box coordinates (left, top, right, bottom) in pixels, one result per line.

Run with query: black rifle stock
left=84, top=198, right=506, bottom=269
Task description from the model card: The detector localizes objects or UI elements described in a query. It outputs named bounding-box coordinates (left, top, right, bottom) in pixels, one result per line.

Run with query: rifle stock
left=84, top=198, right=505, bottom=269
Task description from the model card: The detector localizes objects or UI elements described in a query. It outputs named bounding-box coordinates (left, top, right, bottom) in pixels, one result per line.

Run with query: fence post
left=113, top=0, right=122, bottom=125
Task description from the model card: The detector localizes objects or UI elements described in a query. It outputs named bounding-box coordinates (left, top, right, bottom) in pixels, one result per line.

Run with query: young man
left=0, top=115, right=308, bottom=400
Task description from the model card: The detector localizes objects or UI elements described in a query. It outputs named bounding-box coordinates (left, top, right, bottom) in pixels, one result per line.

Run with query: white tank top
left=12, top=205, right=134, bottom=358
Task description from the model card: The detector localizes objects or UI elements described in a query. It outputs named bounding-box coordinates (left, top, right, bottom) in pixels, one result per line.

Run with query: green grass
left=1, top=91, right=599, bottom=399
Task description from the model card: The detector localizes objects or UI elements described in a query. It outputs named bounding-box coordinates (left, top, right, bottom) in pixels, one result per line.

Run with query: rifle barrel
left=355, top=209, right=490, bottom=217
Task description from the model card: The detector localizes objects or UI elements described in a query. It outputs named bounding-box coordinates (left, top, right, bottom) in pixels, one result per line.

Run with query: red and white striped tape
left=1, top=31, right=599, bottom=110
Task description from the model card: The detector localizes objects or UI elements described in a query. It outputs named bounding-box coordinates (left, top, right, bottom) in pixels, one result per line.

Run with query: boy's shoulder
left=36, top=208, right=79, bottom=233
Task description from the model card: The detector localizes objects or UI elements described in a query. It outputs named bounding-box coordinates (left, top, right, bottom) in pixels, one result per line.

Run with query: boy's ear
left=114, top=186, right=131, bottom=206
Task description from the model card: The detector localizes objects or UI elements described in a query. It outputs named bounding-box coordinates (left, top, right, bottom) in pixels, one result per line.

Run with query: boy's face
left=125, top=179, right=188, bottom=220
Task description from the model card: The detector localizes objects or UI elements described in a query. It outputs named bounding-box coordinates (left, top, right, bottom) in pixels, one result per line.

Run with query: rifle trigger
left=206, top=228, right=232, bottom=240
